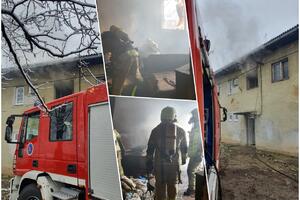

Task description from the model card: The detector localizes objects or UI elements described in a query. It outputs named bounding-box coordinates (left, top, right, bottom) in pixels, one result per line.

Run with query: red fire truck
left=5, top=84, right=123, bottom=200
left=185, top=0, right=226, bottom=199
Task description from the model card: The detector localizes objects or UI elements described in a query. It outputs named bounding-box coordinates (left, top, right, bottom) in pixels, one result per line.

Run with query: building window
left=228, top=113, right=233, bottom=122
left=246, top=69, right=258, bottom=90
left=162, top=0, right=185, bottom=30
left=54, top=80, right=74, bottom=99
left=50, top=102, right=73, bottom=141
left=26, top=112, right=40, bottom=141
left=272, top=59, right=289, bottom=82
left=228, top=78, right=238, bottom=95
left=228, top=113, right=238, bottom=122
left=15, top=86, right=24, bottom=105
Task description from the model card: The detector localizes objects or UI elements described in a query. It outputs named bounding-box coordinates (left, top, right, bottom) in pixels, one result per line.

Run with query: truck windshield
left=50, top=102, right=73, bottom=141
left=26, top=113, right=40, bottom=141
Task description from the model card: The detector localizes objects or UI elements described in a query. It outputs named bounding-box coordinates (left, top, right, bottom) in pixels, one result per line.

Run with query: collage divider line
left=93, top=0, right=123, bottom=199
left=184, top=1, right=211, bottom=198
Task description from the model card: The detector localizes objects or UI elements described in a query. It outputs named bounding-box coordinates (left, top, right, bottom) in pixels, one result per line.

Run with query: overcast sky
left=198, top=0, right=299, bottom=70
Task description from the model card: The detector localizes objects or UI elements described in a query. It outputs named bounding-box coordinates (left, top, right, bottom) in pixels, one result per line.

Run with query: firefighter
left=101, top=25, right=143, bottom=96
left=146, top=106, right=187, bottom=200
left=113, top=129, right=125, bottom=176
left=184, top=108, right=203, bottom=196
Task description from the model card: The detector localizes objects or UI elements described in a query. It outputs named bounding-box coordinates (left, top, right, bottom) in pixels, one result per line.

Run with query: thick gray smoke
left=97, top=0, right=190, bottom=54
left=198, top=0, right=261, bottom=69
left=198, top=0, right=298, bottom=70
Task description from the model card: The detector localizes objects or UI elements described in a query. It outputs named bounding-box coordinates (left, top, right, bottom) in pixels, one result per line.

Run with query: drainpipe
left=257, top=62, right=263, bottom=116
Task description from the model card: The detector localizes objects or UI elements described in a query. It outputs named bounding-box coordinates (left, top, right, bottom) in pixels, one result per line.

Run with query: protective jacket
left=146, top=122, right=187, bottom=183
left=188, top=125, right=202, bottom=158
left=101, top=26, right=143, bottom=95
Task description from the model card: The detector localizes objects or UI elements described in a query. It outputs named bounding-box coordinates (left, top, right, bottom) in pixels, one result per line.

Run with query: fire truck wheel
left=19, top=183, right=42, bottom=200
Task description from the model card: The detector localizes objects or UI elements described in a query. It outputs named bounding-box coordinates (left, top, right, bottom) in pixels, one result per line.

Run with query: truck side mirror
left=221, top=107, right=227, bottom=122
left=5, top=116, right=15, bottom=143
left=5, top=126, right=13, bottom=142
left=5, top=115, right=23, bottom=144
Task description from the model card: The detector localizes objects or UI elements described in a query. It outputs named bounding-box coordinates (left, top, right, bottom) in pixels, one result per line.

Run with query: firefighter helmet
left=161, top=106, right=177, bottom=122
left=189, top=108, right=199, bottom=124
left=191, top=108, right=198, bottom=116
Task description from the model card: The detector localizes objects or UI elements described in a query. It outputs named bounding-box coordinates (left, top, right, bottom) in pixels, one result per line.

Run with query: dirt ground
left=219, top=143, right=298, bottom=200
left=2, top=144, right=297, bottom=200
left=2, top=175, right=12, bottom=200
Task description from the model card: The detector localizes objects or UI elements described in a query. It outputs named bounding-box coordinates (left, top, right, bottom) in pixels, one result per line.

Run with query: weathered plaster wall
left=216, top=41, right=298, bottom=156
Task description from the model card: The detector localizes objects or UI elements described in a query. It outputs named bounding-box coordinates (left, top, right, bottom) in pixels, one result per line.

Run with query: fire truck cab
left=5, top=84, right=122, bottom=200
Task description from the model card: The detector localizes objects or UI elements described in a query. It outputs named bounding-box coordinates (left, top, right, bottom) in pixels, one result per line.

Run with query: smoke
left=97, top=0, right=190, bottom=54
left=199, top=0, right=298, bottom=70
left=111, top=96, right=198, bottom=152
left=198, top=0, right=261, bottom=69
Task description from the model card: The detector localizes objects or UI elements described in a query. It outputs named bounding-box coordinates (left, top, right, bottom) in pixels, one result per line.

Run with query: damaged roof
left=2, top=54, right=103, bottom=78
left=215, top=25, right=299, bottom=77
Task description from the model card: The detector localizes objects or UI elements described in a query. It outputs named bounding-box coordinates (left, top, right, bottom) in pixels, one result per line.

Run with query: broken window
left=272, top=59, right=289, bottom=82
left=50, top=102, right=73, bottom=141
left=162, top=0, right=185, bottom=30
left=246, top=69, right=258, bottom=90
left=26, top=113, right=40, bottom=141
left=15, top=86, right=24, bottom=105
left=54, top=80, right=74, bottom=99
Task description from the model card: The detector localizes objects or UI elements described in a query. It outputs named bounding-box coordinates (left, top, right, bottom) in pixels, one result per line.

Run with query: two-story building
left=215, top=25, right=298, bottom=156
left=2, top=54, right=104, bottom=174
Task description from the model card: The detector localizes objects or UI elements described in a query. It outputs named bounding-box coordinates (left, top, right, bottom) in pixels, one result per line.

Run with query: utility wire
left=254, top=153, right=298, bottom=183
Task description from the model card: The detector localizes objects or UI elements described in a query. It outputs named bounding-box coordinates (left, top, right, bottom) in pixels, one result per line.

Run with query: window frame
left=15, top=86, right=25, bottom=105
left=54, top=80, right=74, bottom=99
left=25, top=112, right=40, bottom=141
left=271, top=58, right=289, bottom=83
left=246, top=69, right=258, bottom=90
left=228, top=78, right=238, bottom=96
left=161, top=0, right=186, bottom=30
left=49, top=101, right=74, bottom=142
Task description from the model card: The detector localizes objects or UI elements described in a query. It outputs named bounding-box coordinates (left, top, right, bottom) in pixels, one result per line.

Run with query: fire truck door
left=38, top=97, right=78, bottom=181
left=88, top=103, right=122, bottom=200
left=15, top=112, right=41, bottom=173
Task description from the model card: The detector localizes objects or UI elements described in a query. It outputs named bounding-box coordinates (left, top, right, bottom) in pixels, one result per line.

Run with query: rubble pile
left=121, top=176, right=154, bottom=200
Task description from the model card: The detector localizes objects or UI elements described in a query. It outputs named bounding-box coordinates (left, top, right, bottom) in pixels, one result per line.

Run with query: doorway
left=246, top=115, right=255, bottom=146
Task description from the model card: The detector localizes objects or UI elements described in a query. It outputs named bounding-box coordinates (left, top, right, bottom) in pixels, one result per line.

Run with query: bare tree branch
left=2, top=22, right=50, bottom=112
left=1, top=0, right=101, bottom=113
